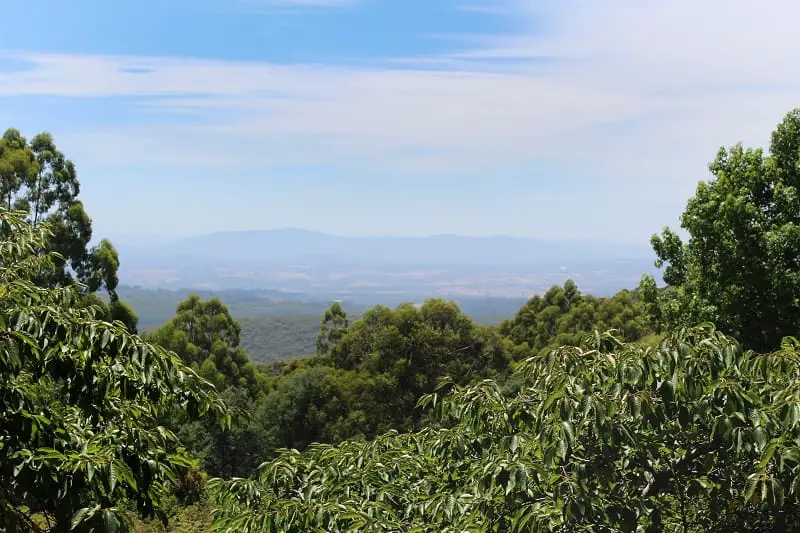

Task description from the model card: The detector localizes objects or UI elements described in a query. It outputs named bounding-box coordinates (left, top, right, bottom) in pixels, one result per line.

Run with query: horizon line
left=106, top=227, right=650, bottom=247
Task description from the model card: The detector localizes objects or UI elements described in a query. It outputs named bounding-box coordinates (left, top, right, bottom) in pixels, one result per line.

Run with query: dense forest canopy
left=0, top=209, right=227, bottom=532
left=4, top=110, right=800, bottom=531
left=212, top=327, right=800, bottom=532
left=499, top=280, right=651, bottom=354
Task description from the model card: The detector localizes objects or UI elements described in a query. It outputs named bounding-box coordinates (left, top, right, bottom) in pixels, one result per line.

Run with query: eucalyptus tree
left=316, top=301, right=349, bottom=357
left=0, top=128, right=136, bottom=331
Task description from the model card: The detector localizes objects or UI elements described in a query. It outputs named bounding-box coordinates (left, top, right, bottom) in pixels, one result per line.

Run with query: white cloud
left=1, top=0, right=798, bottom=201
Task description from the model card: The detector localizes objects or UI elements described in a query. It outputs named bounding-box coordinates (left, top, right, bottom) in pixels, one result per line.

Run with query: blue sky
left=1, top=0, right=798, bottom=242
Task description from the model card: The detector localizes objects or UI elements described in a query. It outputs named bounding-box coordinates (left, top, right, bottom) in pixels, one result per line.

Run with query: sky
left=1, top=0, right=798, bottom=243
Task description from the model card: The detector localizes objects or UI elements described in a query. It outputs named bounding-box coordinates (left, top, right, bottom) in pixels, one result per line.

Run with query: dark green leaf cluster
left=0, top=209, right=227, bottom=532
left=159, top=298, right=510, bottom=481
left=500, top=279, right=651, bottom=356
left=327, top=299, right=509, bottom=382
left=147, top=296, right=265, bottom=396
left=145, top=297, right=270, bottom=481
left=210, top=326, right=800, bottom=532
left=320, top=299, right=510, bottom=428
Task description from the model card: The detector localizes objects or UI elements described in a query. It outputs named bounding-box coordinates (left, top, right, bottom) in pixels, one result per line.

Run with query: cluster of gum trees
left=210, top=109, right=800, bottom=531
left=6, top=108, right=800, bottom=532
left=0, top=128, right=138, bottom=331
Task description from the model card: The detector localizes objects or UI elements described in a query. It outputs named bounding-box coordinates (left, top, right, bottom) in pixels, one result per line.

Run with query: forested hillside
left=5, top=109, right=800, bottom=532
left=117, top=287, right=360, bottom=329
left=237, top=315, right=322, bottom=362
left=120, top=286, right=529, bottom=362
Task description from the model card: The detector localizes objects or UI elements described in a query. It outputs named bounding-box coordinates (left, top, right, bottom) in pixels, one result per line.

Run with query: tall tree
left=0, top=129, right=37, bottom=211
left=0, top=128, right=136, bottom=330
left=149, top=296, right=267, bottom=479
left=0, top=208, right=227, bottom=532
left=500, top=280, right=650, bottom=355
left=149, top=295, right=264, bottom=396
left=563, top=278, right=580, bottom=309
left=641, top=109, right=800, bottom=351
left=316, top=301, right=349, bottom=357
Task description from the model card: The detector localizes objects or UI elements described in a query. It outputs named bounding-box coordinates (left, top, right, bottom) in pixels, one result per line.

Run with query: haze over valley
left=114, top=228, right=657, bottom=300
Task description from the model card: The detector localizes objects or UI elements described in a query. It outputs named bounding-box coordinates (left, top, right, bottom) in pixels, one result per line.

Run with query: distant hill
left=113, top=229, right=658, bottom=298
left=117, top=228, right=651, bottom=267
left=122, top=286, right=528, bottom=362
left=122, top=286, right=361, bottom=330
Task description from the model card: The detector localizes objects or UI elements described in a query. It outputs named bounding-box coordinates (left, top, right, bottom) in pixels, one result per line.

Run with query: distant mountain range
left=115, top=228, right=652, bottom=267
left=111, top=229, right=659, bottom=299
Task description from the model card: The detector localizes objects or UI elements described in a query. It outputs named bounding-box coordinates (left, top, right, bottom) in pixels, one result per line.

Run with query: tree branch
left=640, top=442, right=718, bottom=498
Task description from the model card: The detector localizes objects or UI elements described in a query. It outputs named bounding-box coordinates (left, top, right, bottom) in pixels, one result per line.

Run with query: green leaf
left=556, top=437, right=568, bottom=461
left=744, top=475, right=760, bottom=503
left=753, top=428, right=769, bottom=450
left=103, top=509, right=120, bottom=533
left=770, top=478, right=785, bottom=508
left=109, top=463, right=117, bottom=493
left=70, top=507, right=91, bottom=530
left=35, top=448, right=66, bottom=461
left=562, top=421, right=575, bottom=445
left=505, top=469, right=516, bottom=495
left=781, top=448, right=800, bottom=465
left=758, top=439, right=780, bottom=470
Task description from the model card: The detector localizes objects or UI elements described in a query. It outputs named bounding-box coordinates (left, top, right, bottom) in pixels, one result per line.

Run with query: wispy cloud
left=1, top=0, right=798, bottom=196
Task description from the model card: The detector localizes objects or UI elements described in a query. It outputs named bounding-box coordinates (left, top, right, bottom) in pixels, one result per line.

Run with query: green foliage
left=316, top=302, right=348, bottom=357
left=0, top=127, right=137, bottom=331
left=500, top=279, right=651, bottom=356
left=109, top=298, right=141, bottom=335
left=238, top=315, right=321, bottom=362
left=643, top=109, right=800, bottom=352
left=19, top=109, right=800, bottom=530
left=125, top=288, right=520, bottom=364
left=210, top=326, right=800, bottom=532
left=175, top=386, right=268, bottom=479
left=176, top=299, right=509, bottom=478
left=76, top=293, right=140, bottom=336
left=148, top=297, right=271, bottom=480
left=148, top=296, right=264, bottom=395
left=251, top=363, right=402, bottom=452
left=327, top=299, right=510, bottom=415
left=0, top=208, right=227, bottom=532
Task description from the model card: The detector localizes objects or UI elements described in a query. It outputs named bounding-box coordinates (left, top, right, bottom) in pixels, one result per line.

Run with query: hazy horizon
left=106, top=226, right=654, bottom=247
left=3, top=1, right=797, bottom=243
